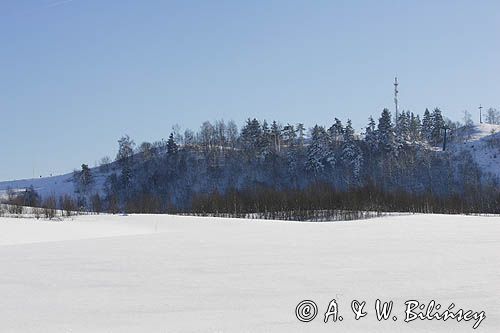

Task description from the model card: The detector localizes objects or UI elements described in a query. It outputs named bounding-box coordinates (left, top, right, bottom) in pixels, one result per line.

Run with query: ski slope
left=0, top=172, right=75, bottom=200
left=448, top=123, right=500, bottom=179
left=0, top=214, right=498, bottom=332
left=0, top=167, right=110, bottom=200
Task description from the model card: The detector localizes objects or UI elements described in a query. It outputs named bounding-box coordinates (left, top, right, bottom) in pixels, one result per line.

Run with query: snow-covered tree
left=296, top=123, right=306, bottom=147
left=343, top=119, right=355, bottom=142
left=395, top=111, right=410, bottom=146
left=431, top=108, right=445, bottom=144
left=422, top=109, right=433, bottom=142
left=307, top=125, right=334, bottom=174
left=377, top=108, right=395, bottom=152
left=339, top=119, right=362, bottom=183
left=240, top=118, right=262, bottom=152
left=328, top=118, right=344, bottom=147
left=282, top=123, right=297, bottom=147
left=258, top=120, right=273, bottom=156
left=341, top=140, right=363, bottom=185
left=409, top=113, right=421, bottom=143
left=364, top=116, right=377, bottom=149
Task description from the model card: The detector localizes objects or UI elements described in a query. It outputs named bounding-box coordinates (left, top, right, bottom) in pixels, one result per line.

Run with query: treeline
left=188, top=182, right=500, bottom=220
left=1, top=186, right=103, bottom=219
left=4, top=179, right=500, bottom=220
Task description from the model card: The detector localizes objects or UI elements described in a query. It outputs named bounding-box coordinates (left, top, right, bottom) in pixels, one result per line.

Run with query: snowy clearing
left=0, top=214, right=498, bottom=332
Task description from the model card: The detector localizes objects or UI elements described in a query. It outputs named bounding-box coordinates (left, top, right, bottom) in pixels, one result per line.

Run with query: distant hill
left=2, top=119, right=500, bottom=217
left=2, top=123, right=500, bottom=202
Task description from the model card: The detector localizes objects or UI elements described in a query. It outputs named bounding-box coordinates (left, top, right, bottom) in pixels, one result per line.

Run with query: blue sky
left=1, top=0, right=500, bottom=180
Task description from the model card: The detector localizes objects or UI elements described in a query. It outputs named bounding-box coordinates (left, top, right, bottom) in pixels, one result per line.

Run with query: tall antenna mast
left=394, top=76, right=399, bottom=121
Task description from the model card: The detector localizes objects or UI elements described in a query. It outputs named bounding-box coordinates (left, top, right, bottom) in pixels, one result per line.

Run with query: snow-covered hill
left=1, top=123, right=499, bottom=202
left=0, top=213, right=498, bottom=332
left=0, top=172, right=75, bottom=199
left=447, top=123, right=500, bottom=179
left=0, top=167, right=110, bottom=200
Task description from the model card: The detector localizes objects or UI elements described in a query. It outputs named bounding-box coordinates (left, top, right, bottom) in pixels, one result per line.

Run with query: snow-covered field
left=0, top=214, right=498, bottom=332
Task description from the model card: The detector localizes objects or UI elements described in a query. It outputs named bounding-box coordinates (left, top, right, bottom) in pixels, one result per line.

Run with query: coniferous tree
left=377, top=108, right=395, bottom=152
left=116, top=136, right=135, bottom=191
left=73, top=163, right=94, bottom=206
left=167, top=133, right=178, bottom=155
left=296, top=123, right=306, bottom=147
left=431, top=108, right=445, bottom=144
left=395, top=111, right=410, bottom=146
left=258, top=120, right=273, bottom=156
left=328, top=118, right=344, bottom=147
left=422, top=109, right=433, bottom=142
left=240, top=118, right=262, bottom=154
left=409, top=113, right=422, bottom=143
left=341, top=120, right=363, bottom=185
left=307, top=125, right=333, bottom=174
left=343, top=119, right=355, bottom=141
left=80, top=164, right=93, bottom=188
left=364, top=116, right=377, bottom=150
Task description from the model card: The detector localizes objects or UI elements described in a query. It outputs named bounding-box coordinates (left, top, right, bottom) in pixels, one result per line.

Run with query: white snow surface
left=0, top=214, right=498, bottom=332
left=0, top=172, right=75, bottom=199
left=448, top=123, right=500, bottom=179
left=0, top=168, right=110, bottom=200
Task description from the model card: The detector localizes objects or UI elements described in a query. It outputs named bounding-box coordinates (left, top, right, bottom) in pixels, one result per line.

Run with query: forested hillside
left=3, top=108, right=500, bottom=218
